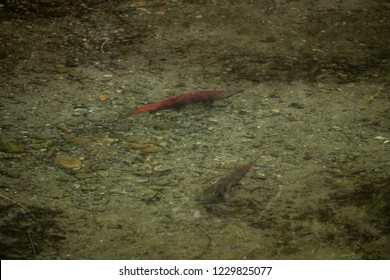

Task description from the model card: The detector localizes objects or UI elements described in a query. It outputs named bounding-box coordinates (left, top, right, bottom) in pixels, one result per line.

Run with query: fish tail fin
left=217, top=89, right=244, bottom=100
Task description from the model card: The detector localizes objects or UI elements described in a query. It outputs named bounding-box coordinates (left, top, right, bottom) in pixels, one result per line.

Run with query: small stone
left=35, top=132, right=53, bottom=140
left=79, top=78, right=93, bottom=85
left=56, top=174, right=72, bottom=181
left=260, top=155, right=277, bottom=162
left=154, top=179, right=171, bottom=186
left=69, top=70, right=87, bottom=80
left=70, top=137, right=93, bottom=147
left=132, top=1, right=146, bottom=7
left=255, top=172, right=267, bottom=180
left=55, top=155, right=82, bottom=169
left=79, top=186, right=97, bottom=192
left=153, top=165, right=172, bottom=172
left=141, top=145, right=159, bottom=153
left=68, top=70, right=80, bottom=77
left=193, top=210, right=201, bottom=219
left=92, top=216, right=103, bottom=225
left=95, top=137, right=115, bottom=144
left=56, top=67, right=69, bottom=74
left=3, top=142, right=24, bottom=153
left=289, top=102, right=305, bottom=109
left=122, top=142, right=150, bottom=150
left=98, top=94, right=110, bottom=102
left=30, top=144, right=43, bottom=150
left=74, top=98, right=90, bottom=105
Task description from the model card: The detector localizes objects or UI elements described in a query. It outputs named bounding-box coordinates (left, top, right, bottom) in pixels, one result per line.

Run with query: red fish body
left=132, top=90, right=228, bottom=115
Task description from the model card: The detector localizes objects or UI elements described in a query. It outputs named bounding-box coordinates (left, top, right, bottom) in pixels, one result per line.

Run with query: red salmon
left=132, top=90, right=241, bottom=115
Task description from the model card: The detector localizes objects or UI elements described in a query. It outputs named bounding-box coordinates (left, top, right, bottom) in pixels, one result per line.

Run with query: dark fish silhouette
left=132, top=90, right=241, bottom=115
left=196, top=158, right=257, bottom=203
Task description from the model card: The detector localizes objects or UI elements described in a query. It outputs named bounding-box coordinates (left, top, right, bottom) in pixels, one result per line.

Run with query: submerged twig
left=0, top=192, right=30, bottom=213
left=100, top=39, right=110, bottom=54
left=27, top=230, right=37, bottom=258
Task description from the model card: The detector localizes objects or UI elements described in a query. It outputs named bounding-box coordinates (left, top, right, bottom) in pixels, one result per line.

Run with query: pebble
left=193, top=210, right=201, bottom=219
left=289, top=102, right=305, bottom=109
left=154, top=178, right=171, bottom=186
left=68, top=69, right=88, bottom=80
left=122, top=142, right=152, bottom=150
left=132, top=1, right=146, bottom=7
left=260, top=155, right=277, bottom=162
left=56, top=174, right=72, bottom=182
left=254, top=172, right=267, bottom=180
left=74, top=98, right=90, bottom=106
left=69, top=137, right=93, bottom=147
left=30, top=144, right=43, bottom=150
left=92, top=216, right=103, bottom=225
left=1, top=142, right=24, bottom=153
left=98, top=94, right=110, bottom=102
left=141, top=145, right=160, bottom=153
left=153, top=165, right=172, bottom=172
left=55, top=155, right=82, bottom=169
left=79, top=186, right=97, bottom=192
left=55, top=63, right=69, bottom=74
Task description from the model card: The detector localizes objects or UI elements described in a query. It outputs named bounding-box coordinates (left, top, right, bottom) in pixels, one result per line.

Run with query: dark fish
left=132, top=89, right=242, bottom=115
left=196, top=158, right=257, bottom=203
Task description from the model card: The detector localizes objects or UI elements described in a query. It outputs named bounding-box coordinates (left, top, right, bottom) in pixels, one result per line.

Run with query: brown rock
left=55, top=155, right=82, bottom=169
